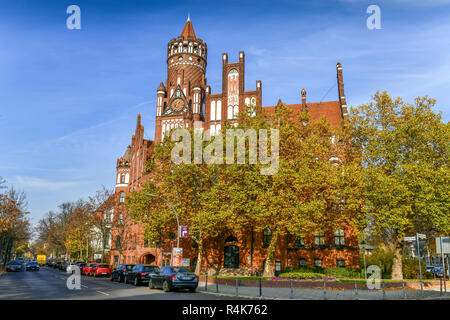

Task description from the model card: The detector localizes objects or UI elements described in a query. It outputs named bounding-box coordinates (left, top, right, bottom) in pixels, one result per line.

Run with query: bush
left=323, top=267, right=361, bottom=279
left=283, top=267, right=362, bottom=279
left=402, top=258, right=434, bottom=279
left=278, top=272, right=325, bottom=279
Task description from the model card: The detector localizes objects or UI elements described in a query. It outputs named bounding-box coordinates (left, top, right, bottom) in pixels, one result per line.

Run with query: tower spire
left=180, top=16, right=196, bottom=40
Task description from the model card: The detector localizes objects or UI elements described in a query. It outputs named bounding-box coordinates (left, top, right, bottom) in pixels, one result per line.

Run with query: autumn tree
left=128, top=128, right=232, bottom=274
left=350, top=91, right=450, bottom=280
left=222, top=104, right=365, bottom=277
left=0, top=180, right=30, bottom=268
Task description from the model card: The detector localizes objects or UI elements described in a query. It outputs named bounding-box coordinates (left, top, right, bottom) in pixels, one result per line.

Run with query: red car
left=93, top=264, right=111, bottom=277
left=82, top=263, right=97, bottom=276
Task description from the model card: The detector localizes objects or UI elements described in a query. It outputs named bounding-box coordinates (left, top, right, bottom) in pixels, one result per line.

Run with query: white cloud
left=14, top=176, right=83, bottom=191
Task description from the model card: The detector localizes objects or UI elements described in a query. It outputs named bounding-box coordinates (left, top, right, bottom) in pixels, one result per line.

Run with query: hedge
left=278, top=272, right=325, bottom=279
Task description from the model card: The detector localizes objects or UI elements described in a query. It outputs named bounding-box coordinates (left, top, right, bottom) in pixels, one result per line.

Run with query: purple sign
left=180, top=226, right=189, bottom=238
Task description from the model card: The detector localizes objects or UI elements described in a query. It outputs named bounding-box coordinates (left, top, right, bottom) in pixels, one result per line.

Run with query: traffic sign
left=417, top=233, right=426, bottom=239
left=180, top=226, right=189, bottom=238
left=404, top=237, right=416, bottom=242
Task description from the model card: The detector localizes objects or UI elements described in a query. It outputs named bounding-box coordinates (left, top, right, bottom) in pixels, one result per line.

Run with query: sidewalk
left=197, top=281, right=448, bottom=300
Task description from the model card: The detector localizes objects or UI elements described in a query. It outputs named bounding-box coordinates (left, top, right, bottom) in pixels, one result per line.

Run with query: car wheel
left=163, top=280, right=171, bottom=292
left=134, top=277, right=139, bottom=286
left=148, top=279, right=155, bottom=289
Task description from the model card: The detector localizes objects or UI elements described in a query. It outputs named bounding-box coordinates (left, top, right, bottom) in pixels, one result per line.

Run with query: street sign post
left=416, top=233, right=424, bottom=296
left=436, top=237, right=448, bottom=293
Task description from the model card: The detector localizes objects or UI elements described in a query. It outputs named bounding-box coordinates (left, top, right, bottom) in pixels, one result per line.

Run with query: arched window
left=210, top=101, right=216, bottom=120
left=224, top=245, right=239, bottom=268
left=262, top=228, right=272, bottom=248
left=119, top=192, right=125, bottom=204
left=216, top=101, right=222, bottom=120
left=116, top=236, right=121, bottom=249
left=225, top=236, right=238, bottom=243
left=227, top=106, right=233, bottom=119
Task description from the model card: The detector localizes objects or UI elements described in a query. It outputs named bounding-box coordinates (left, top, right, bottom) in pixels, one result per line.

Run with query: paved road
left=0, top=266, right=241, bottom=300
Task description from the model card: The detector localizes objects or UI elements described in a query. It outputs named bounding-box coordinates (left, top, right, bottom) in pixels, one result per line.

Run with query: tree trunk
left=263, top=231, right=278, bottom=278
left=195, top=240, right=203, bottom=276
left=391, top=232, right=404, bottom=280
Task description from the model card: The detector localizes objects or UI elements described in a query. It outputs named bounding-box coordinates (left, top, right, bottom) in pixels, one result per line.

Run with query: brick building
left=107, top=18, right=359, bottom=274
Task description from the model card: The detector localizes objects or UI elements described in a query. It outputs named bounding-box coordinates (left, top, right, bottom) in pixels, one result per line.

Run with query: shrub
left=402, top=258, right=434, bottom=279
left=278, top=272, right=325, bottom=279
left=323, top=267, right=361, bottom=279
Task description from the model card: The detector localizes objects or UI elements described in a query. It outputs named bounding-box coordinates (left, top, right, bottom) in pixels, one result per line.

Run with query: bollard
left=216, top=275, right=219, bottom=293
left=235, top=277, right=238, bottom=296
left=382, top=280, right=386, bottom=300
left=354, top=281, right=358, bottom=300
left=259, top=277, right=262, bottom=297
left=440, top=278, right=443, bottom=296
left=205, top=274, right=208, bottom=292
left=290, top=279, right=294, bottom=299
left=324, top=279, right=327, bottom=300
left=402, top=280, right=406, bottom=299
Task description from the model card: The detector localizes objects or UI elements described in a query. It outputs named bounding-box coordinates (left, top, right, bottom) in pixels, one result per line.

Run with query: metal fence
left=199, top=276, right=447, bottom=300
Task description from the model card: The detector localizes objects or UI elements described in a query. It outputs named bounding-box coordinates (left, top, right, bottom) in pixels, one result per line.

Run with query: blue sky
left=1, top=0, right=449, bottom=225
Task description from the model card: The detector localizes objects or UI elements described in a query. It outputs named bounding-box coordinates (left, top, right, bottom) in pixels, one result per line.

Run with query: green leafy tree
left=350, top=91, right=450, bottom=280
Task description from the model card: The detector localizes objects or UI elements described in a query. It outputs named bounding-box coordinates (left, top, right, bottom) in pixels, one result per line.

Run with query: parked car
left=429, top=265, right=445, bottom=277
left=92, top=264, right=111, bottom=277
left=110, top=264, right=135, bottom=282
left=149, top=266, right=198, bottom=292
left=76, top=262, right=87, bottom=274
left=6, top=260, right=22, bottom=272
left=25, top=261, right=40, bottom=271
left=59, top=261, right=68, bottom=271
left=124, top=264, right=160, bottom=286
left=82, top=263, right=97, bottom=276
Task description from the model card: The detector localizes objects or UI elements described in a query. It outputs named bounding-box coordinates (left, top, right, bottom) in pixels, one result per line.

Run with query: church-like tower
left=155, top=16, right=208, bottom=142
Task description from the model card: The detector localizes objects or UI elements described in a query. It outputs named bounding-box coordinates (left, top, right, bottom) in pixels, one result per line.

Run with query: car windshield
left=98, top=264, right=108, bottom=268
left=28, top=262, right=37, bottom=265
left=126, top=265, right=135, bottom=270
left=143, top=266, right=159, bottom=272
left=8, top=261, right=19, bottom=265
left=173, top=268, right=188, bottom=273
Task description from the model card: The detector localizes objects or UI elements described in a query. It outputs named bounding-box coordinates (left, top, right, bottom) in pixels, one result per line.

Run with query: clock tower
left=155, top=15, right=208, bottom=142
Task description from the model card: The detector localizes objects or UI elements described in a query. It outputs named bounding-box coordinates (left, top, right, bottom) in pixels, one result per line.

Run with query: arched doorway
left=141, top=253, right=155, bottom=265
left=224, top=245, right=239, bottom=268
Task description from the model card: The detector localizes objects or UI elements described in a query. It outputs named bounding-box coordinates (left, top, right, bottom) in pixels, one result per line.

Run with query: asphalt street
left=0, top=266, right=240, bottom=300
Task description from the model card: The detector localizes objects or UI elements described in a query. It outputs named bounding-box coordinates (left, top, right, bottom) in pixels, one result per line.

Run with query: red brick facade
left=108, top=18, right=359, bottom=274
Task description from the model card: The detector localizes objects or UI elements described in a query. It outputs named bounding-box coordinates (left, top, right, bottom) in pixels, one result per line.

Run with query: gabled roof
left=263, top=101, right=343, bottom=128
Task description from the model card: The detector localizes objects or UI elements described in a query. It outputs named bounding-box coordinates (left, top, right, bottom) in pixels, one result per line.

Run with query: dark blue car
left=149, top=266, right=198, bottom=292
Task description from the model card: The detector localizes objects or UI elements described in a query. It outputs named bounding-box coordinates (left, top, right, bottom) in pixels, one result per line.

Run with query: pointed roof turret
left=180, top=15, right=196, bottom=40
left=157, top=82, right=166, bottom=91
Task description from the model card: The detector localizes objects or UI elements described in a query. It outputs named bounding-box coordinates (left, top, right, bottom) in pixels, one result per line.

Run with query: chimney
left=336, top=62, right=348, bottom=119
left=301, top=88, right=307, bottom=109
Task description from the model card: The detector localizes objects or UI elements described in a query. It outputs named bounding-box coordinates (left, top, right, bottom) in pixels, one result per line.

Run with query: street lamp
left=145, top=194, right=180, bottom=248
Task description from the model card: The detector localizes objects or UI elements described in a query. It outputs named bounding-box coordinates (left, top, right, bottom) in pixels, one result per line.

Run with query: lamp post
left=145, top=194, right=180, bottom=248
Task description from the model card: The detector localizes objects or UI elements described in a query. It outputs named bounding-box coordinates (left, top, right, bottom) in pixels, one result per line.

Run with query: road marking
left=82, top=285, right=88, bottom=288
left=96, top=290, right=110, bottom=296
